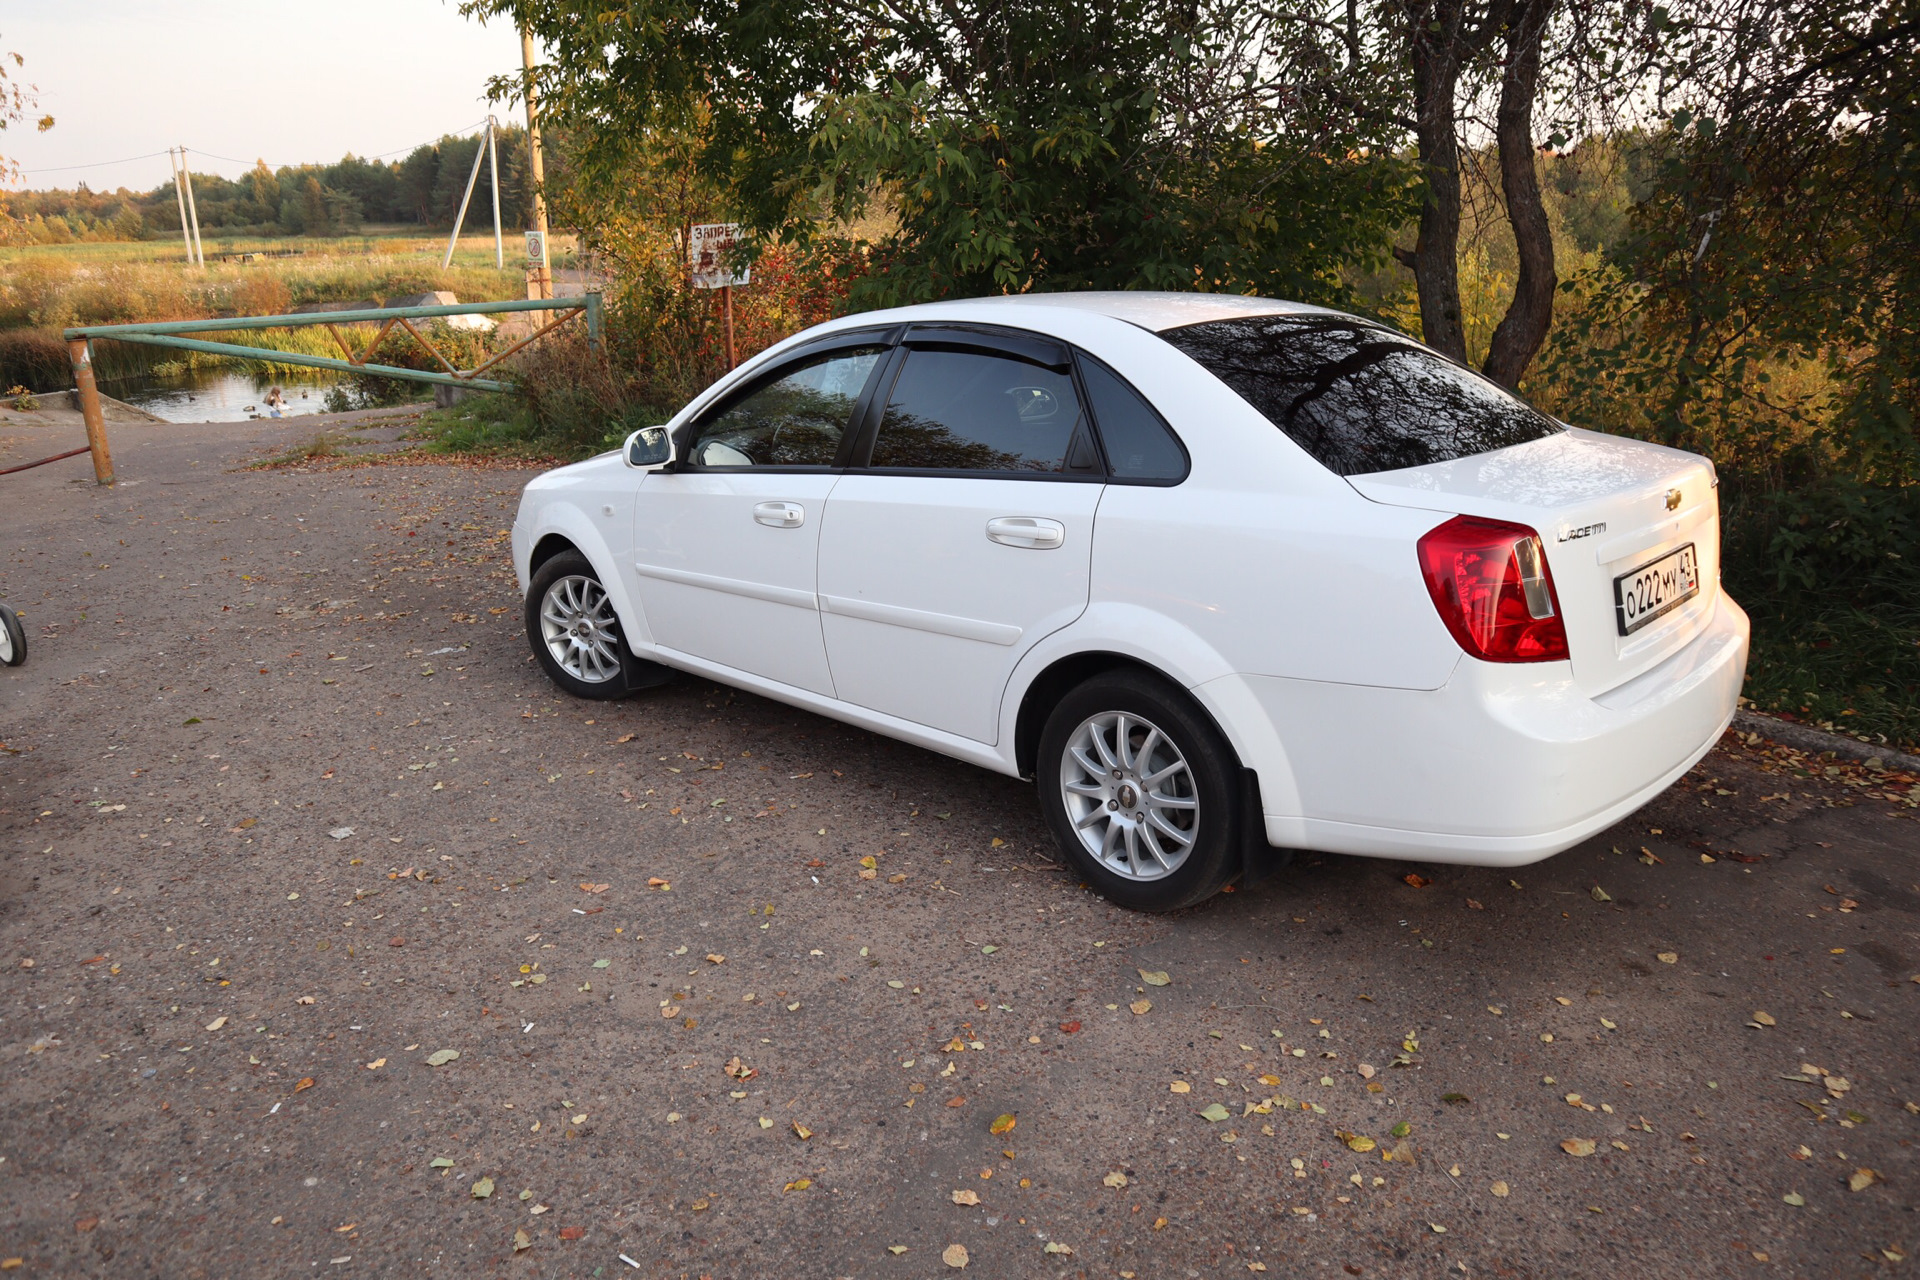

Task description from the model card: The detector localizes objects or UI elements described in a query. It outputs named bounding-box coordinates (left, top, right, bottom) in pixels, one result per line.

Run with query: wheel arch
left=1014, top=651, right=1188, bottom=780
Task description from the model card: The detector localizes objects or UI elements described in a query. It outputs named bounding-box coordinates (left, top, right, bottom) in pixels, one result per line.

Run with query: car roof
left=929, top=291, right=1345, bottom=332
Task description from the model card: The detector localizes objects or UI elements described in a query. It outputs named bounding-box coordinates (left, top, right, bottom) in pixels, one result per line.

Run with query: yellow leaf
left=1130, top=999, right=1152, bottom=1015
left=793, top=1122, right=812, bottom=1140
left=1168, top=1080, right=1191, bottom=1094
left=1491, top=1180, right=1510, bottom=1198
left=784, top=1178, right=812, bottom=1192
left=1138, top=969, right=1171, bottom=986
left=1849, top=1168, right=1878, bottom=1192
left=1103, top=1171, right=1129, bottom=1188
left=1560, top=1138, right=1596, bottom=1157
left=951, top=1189, right=981, bottom=1206
left=1344, top=1132, right=1377, bottom=1153
left=1656, top=951, right=1678, bottom=964
left=1752, top=1011, right=1776, bottom=1026
left=989, top=1114, right=1017, bottom=1135
left=365, top=1058, right=386, bottom=1070
left=942, top=1243, right=970, bottom=1268
left=204, top=1016, right=227, bottom=1032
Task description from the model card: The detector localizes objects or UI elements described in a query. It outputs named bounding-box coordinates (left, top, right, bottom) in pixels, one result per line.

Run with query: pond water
left=101, top=369, right=344, bottom=423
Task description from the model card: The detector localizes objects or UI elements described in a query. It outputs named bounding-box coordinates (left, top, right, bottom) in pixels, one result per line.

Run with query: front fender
left=516, top=502, right=652, bottom=649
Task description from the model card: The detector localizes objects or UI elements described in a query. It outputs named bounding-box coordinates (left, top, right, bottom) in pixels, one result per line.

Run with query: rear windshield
left=1159, top=315, right=1562, bottom=476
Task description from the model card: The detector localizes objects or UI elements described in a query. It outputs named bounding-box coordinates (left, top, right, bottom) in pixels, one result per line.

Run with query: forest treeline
left=2, top=125, right=551, bottom=243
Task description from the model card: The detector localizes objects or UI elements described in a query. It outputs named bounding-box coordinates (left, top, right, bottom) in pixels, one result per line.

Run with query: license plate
left=1614, top=543, right=1700, bottom=636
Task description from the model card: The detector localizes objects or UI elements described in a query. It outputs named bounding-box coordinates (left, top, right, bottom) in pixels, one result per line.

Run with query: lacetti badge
left=1557, top=521, right=1607, bottom=543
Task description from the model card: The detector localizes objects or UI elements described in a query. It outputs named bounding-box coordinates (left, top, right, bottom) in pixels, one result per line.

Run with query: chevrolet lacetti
left=511, top=292, right=1748, bottom=911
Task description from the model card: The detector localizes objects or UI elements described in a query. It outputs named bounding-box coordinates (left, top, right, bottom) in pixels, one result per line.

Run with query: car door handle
left=986, top=516, right=1065, bottom=549
left=753, top=501, right=806, bottom=529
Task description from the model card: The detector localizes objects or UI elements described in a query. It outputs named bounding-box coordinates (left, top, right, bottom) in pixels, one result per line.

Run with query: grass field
left=0, top=229, right=575, bottom=389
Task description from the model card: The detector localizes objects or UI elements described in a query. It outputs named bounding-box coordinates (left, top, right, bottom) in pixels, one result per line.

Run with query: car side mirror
left=624, top=426, right=674, bottom=470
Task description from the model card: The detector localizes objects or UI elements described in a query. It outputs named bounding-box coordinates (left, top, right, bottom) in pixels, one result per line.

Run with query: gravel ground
left=2, top=412, right=1916, bottom=1279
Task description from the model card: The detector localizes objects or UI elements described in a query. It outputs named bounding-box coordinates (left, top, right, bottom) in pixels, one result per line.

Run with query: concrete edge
left=1732, top=709, right=1920, bottom=774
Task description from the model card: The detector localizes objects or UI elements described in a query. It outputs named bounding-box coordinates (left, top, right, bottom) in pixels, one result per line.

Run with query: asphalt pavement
left=2, top=410, right=1916, bottom=1279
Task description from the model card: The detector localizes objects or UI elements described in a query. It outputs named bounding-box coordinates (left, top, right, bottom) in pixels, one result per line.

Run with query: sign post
left=689, top=222, right=750, bottom=370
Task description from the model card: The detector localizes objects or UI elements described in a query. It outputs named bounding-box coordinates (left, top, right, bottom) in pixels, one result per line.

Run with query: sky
left=1, top=1, right=532, bottom=192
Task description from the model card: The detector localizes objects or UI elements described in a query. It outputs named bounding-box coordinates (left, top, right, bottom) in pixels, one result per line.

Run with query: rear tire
left=0, top=603, right=24, bottom=667
left=524, top=550, right=669, bottom=700
left=1036, top=669, right=1243, bottom=911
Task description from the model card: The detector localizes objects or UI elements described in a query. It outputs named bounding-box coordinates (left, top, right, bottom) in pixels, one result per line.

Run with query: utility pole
left=520, top=26, right=552, bottom=300
left=487, top=115, right=503, bottom=269
left=179, top=146, right=205, bottom=267
left=442, top=122, right=490, bottom=270
left=170, top=148, right=193, bottom=267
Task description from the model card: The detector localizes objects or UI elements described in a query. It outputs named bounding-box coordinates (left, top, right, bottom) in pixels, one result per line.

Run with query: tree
left=467, top=0, right=1416, bottom=308
left=0, top=35, right=55, bottom=201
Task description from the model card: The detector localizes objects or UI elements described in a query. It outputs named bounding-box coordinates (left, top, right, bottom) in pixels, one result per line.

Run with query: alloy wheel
left=538, top=574, right=623, bottom=684
left=1059, top=710, right=1198, bottom=881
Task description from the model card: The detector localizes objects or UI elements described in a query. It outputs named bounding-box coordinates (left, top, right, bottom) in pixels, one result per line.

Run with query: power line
left=20, top=149, right=171, bottom=175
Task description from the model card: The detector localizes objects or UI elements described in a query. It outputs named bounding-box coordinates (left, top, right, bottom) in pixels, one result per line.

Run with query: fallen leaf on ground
left=793, top=1122, right=812, bottom=1139
left=888, top=1245, right=908, bottom=1255
left=471, top=1177, right=494, bottom=1199
left=512, top=1229, right=530, bottom=1252
left=293, top=1077, right=315, bottom=1093
left=647, top=878, right=670, bottom=890
left=204, top=1016, right=227, bottom=1032
left=1783, top=1192, right=1806, bottom=1206
left=1130, top=1000, right=1152, bottom=1015
left=951, top=1189, right=981, bottom=1206
left=425, top=1049, right=459, bottom=1066
left=1169, top=1080, right=1191, bottom=1094
left=1491, top=1181, right=1510, bottom=1197
left=784, top=1178, right=812, bottom=1192
left=1103, top=1171, right=1129, bottom=1188
left=579, top=883, right=609, bottom=894
left=706, top=953, right=725, bottom=964
left=1849, top=1168, right=1879, bottom=1192
left=1752, top=1011, right=1776, bottom=1026
left=943, top=1243, right=970, bottom=1268
left=1590, top=886, right=1612, bottom=902
left=1139, top=969, right=1170, bottom=986
left=990, top=1114, right=1017, bottom=1135
left=1403, top=873, right=1430, bottom=887
left=1657, top=952, right=1678, bottom=964
left=365, top=1058, right=386, bottom=1070
left=428, top=1157, right=455, bottom=1169
left=1560, top=1138, right=1596, bottom=1157
left=1199, top=1103, right=1231, bottom=1122
left=558, top=1226, right=584, bottom=1240
left=1059, top=1020, right=1081, bottom=1033
left=1043, top=1242, right=1074, bottom=1255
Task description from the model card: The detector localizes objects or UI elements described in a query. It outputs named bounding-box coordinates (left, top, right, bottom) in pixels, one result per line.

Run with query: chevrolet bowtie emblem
left=1666, top=488, right=1683, bottom=511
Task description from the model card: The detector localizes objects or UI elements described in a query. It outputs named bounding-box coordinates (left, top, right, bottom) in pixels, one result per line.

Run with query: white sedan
left=512, top=292, right=1748, bottom=911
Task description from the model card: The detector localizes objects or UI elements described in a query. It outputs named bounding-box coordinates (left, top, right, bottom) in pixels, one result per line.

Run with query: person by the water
left=265, top=386, right=286, bottom=418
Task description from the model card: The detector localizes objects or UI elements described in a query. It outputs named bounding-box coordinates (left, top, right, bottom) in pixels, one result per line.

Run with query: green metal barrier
left=56, top=294, right=601, bottom=486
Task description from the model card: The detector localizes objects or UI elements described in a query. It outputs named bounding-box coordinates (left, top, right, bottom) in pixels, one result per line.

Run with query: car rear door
left=815, top=326, right=1105, bottom=744
left=631, top=337, right=890, bottom=696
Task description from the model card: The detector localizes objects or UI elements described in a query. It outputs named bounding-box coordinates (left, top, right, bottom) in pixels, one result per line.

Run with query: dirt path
left=1, top=415, right=1915, bottom=1279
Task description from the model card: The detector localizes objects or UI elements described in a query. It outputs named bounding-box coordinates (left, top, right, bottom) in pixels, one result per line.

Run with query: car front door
left=632, top=338, right=890, bottom=696
left=816, top=328, right=1105, bottom=743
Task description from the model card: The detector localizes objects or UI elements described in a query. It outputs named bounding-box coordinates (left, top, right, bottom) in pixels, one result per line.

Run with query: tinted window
left=1080, top=357, right=1187, bottom=481
left=870, top=349, right=1084, bottom=473
left=688, top=346, right=884, bottom=468
left=1160, top=316, right=1562, bottom=476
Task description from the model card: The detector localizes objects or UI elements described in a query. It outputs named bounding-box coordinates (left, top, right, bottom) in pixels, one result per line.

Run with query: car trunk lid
left=1348, top=427, right=1721, bottom=698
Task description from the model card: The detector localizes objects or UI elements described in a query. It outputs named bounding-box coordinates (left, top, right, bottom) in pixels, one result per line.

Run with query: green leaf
left=425, top=1049, right=460, bottom=1067
left=1198, top=1103, right=1231, bottom=1122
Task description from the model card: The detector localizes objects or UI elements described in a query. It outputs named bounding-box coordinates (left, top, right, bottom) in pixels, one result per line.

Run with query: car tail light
left=1417, top=516, right=1569, bottom=663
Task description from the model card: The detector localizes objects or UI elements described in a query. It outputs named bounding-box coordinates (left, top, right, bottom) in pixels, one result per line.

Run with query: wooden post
left=722, top=284, right=736, bottom=370
left=442, top=126, right=489, bottom=270
left=520, top=28, right=553, bottom=301
left=66, top=339, right=114, bottom=486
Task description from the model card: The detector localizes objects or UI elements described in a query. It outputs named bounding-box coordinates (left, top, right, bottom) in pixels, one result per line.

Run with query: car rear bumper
left=1208, top=587, right=1749, bottom=867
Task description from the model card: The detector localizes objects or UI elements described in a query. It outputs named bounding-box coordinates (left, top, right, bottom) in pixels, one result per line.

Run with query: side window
left=687, top=346, right=884, bottom=468
left=870, top=348, right=1084, bottom=473
left=1079, top=357, right=1187, bottom=481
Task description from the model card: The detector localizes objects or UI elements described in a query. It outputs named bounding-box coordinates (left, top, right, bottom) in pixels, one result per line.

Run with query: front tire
left=0, top=603, right=24, bottom=667
left=1037, top=669, right=1243, bottom=911
left=524, top=551, right=667, bottom=700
